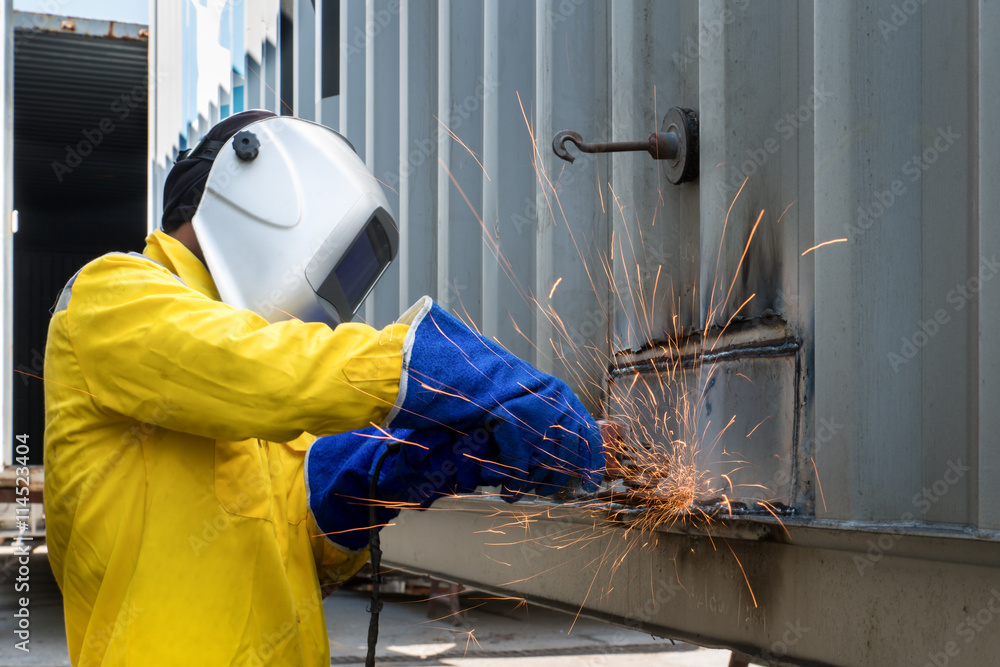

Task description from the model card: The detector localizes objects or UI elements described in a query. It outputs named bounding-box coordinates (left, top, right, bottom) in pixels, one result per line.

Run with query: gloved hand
left=306, top=426, right=493, bottom=551
left=386, top=297, right=604, bottom=499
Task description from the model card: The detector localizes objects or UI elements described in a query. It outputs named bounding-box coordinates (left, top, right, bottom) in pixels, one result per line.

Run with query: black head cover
left=160, top=109, right=276, bottom=232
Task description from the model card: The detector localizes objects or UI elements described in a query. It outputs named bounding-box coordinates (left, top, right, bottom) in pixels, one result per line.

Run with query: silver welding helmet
left=191, top=116, right=398, bottom=325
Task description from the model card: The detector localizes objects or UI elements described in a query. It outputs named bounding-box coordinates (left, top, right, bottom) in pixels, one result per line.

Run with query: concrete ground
left=326, top=588, right=733, bottom=666
left=0, top=544, right=733, bottom=666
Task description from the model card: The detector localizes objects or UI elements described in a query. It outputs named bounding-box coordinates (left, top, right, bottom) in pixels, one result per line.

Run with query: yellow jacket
left=43, top=230, right=407, bottom=665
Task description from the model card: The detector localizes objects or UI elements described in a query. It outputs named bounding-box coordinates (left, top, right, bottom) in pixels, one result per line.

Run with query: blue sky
left=14, top=0, right=149, bottom=25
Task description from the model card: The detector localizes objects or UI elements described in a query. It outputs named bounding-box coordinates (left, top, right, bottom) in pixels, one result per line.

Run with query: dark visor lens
left=316, top=209, right=395, bottom=320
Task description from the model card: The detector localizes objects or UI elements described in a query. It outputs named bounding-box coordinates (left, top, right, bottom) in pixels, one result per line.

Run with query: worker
left=42, top=109, right=603, bottom=665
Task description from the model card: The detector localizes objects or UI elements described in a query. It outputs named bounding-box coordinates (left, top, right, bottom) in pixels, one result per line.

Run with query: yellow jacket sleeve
left=272, top=437, right=371, bottom=593
left=310, top=513, right=371, bottom=587
left=65, top=252, right=406, bottom=443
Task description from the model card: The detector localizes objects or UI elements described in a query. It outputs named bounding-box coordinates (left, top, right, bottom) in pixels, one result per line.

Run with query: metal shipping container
left=95, top=0, right=1000, bottom=664
left=0, top=9, right=148, bottom=536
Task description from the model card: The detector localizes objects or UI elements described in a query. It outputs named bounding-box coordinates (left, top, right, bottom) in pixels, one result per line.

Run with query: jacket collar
left=143, top=230, right=221, bottom=301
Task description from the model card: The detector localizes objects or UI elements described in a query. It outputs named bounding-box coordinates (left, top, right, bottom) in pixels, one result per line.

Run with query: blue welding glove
left=306, top=426, right=493, bottom=551
left=385, top=296, right=605, bottom=499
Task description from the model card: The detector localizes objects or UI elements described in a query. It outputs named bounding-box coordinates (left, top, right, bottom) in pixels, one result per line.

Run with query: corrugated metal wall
left=150, top=0, right=1000, bottom=534
left=813, top=3, right=999, bottom=532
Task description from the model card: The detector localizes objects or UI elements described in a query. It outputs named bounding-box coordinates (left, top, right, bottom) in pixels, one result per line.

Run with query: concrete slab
left=326, top=588, right=733, bottom=666
left=0, top=549, right=735, bottom=666
left=442, top=652, right=734, bottom=667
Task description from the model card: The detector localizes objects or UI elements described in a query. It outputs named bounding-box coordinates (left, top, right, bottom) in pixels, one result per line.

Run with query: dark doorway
left=12, top=14, right=148, bottom=464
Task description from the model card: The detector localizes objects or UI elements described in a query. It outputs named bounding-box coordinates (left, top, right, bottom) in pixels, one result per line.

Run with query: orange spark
left=811, top=457, right=827, bottom=512
left=746, top=417, right=770, bottom=438
left=435, top=115, right=490, bottom=180
left=548, top=277, right=563, bottom=300
left=15, top=369, right=97, bottom=398
left=725, top=540, right=758, bottom=608
left=483, top=553, right=512, bottom=567
left=802, top=238, right=848, bottom=256
left=268, top=305, right=302, bottom=321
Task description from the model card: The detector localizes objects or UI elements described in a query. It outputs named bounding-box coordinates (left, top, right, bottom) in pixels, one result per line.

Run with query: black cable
left=365, top=442, right=399, bottom=667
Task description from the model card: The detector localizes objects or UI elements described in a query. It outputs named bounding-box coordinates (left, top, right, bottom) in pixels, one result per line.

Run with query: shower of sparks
left=334, top=93, right=819, bottom=648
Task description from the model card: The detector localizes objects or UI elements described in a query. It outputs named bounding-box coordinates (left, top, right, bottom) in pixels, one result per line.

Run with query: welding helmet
left=189, top=115, right=398, bottom=325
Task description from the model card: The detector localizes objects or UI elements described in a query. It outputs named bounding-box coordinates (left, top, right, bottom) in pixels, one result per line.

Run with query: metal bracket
left=552, top=106, right=699, bottom=184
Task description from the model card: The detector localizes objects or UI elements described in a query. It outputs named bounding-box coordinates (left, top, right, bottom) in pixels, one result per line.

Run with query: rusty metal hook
left=551, top=107, right=699, bottom=184
left=552, top=129, right=677, bottom=163
left=552, top=130, right=585, bottom=163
